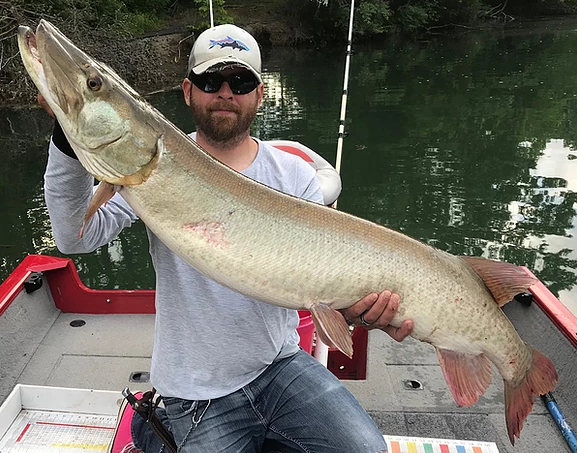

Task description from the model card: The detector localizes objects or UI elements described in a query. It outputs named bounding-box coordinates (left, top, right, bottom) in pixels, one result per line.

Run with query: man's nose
left=217, top=82, right=234, bottom=98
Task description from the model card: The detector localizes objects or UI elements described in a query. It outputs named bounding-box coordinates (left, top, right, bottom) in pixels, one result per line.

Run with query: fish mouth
left=18, top=26, right=48, bottom=95
left=18, top=26, right=41, bottom=67
left=18, top=20, right=88, bottom=122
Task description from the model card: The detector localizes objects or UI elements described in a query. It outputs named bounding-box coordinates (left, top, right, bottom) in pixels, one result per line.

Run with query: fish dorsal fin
left=310, top=304, right=353, bottom=358
left=460, top=257, right=538, bottom=307
left=435, top=348, right=492, bottom=406
left=79, top=181, right=118, bottom=238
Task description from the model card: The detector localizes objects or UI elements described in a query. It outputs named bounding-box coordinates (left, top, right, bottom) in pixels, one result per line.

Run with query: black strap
left=124, top=388, right=178, bottom=453
left=51, top=120, right=78, bottom=159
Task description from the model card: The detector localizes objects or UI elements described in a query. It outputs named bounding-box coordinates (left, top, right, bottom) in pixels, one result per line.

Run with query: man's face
left=182, top=67, right=264, bottom=146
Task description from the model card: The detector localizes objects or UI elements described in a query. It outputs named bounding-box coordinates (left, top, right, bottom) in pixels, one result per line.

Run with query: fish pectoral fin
left=310, top=305, right=353, bottom=358
left=504, top=347, right=558, bottom=445
left=435, top=348, right=492, bottom=407
left=460, top=256, right=538, bottom=307
left=79, top=181, right=119, bottom=238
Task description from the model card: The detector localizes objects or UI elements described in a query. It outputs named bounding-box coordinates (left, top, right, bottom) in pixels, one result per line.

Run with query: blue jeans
left=132, top=349, right=387, bottom=453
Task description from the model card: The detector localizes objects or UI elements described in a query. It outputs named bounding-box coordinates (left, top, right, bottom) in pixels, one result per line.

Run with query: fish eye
left=87, top=76, right=102, bottom=91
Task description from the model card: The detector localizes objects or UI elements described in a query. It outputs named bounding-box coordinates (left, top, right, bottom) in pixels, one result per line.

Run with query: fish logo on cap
left=209, top=36, right=250, bottom=52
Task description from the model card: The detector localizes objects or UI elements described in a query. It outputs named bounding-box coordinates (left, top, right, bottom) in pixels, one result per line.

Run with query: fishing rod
left=333, top=0, right=355, bottom=204
left=208, top=0, right=214, bottom=28
left=542, top=392, right=577, bottom=453
left=313, top=0, right=356, bottom=365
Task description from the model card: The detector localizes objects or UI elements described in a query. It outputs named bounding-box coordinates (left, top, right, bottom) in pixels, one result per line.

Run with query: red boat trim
left=525, top=267, right=577, bottom=349
left=0, top=269, right=33, bottom=317
left=0, top=255, right=70, bottom=317
left=44, top=259, right=156, bottom=314
left=0, top=254, right=156, bottom=315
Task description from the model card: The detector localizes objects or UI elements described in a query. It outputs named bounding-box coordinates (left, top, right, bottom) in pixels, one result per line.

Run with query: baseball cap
left=188, top=24, right=262, bottom=83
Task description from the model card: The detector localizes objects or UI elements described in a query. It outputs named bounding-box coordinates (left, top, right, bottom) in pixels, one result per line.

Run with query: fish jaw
left=18, top=20, right=162, bottom=186
left=18, top=26, right=54, bottom=111
left=18, top=23, right=85, bottom=139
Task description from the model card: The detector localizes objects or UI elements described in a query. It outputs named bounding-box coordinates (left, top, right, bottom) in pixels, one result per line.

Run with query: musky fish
left=18, top=20, right=557, bottom=444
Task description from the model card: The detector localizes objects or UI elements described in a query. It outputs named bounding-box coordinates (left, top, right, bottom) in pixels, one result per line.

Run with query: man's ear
left=183, top=78, right=192, bottom=106
left=257, top=83, right=264, bottom=108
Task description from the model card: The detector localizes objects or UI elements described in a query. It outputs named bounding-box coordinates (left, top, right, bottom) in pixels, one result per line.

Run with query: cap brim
left=192, top=56, right=262, bottom=83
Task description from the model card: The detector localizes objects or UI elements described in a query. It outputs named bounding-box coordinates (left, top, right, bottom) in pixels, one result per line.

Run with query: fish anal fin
left=461, top=257, right=538, bottom=307
left=310, top=305, right=353, bottom=358
left=435, top=348, right=492, bottom=407
left=79, top=181, right=118, bottom=238
left=504, top=347, right=558, bottom=445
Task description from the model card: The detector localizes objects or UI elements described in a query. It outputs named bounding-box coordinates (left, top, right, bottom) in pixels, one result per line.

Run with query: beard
left=189, top=94, right=259, bottom=149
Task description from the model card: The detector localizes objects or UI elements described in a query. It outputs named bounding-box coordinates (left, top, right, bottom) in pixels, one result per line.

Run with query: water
left=2, top=19, right=577, bottom=314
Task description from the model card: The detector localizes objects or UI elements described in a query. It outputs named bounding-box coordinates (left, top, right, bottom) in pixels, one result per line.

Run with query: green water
left=2, top=19, right=577, bottom=314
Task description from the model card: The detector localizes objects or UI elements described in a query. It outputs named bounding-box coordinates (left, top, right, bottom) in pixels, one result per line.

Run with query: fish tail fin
left=436, top=348, right=493, bottom=406
left=504, top=347, right=558, bottom=445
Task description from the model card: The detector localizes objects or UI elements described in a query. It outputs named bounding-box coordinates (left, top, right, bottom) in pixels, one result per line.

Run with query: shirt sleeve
left=293, top=158, right=325, bottom=205
left=44, top=139, right=139, bottom=254
left=300, top=171, right=324, bottom=204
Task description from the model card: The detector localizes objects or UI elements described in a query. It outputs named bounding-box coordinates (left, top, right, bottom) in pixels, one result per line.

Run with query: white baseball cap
left=187, top=24, right=262, bottom=83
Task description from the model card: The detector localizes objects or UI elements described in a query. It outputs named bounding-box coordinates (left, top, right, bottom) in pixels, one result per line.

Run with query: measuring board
left=0, top=410, right=116, bottom=453
left=0, top=385, right=122, bottom=453
left=384, top=435, right=500, bottom=453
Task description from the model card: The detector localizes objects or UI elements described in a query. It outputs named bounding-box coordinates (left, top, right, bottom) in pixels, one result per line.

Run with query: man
left=43, top=24, right=413, bottom=453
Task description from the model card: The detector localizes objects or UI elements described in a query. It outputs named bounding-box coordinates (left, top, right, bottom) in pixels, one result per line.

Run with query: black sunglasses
left=188, top=70, right=260, bottom=95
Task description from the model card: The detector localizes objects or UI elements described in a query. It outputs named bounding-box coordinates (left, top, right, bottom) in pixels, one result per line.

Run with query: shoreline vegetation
left=2, top=0, right=577, bottom=107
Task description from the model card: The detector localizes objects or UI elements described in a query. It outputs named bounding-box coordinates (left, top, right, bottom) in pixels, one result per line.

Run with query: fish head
left=18, top=20, right=162, bottom=186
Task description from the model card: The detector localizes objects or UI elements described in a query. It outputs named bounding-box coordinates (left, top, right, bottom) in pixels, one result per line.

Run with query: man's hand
left=38, top=93, right=54, bottom=117
left=340, top=290, right=413, bottom=342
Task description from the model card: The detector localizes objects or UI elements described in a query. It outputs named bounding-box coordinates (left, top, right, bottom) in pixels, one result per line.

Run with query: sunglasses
left=188, top=70, right=260, bottom=95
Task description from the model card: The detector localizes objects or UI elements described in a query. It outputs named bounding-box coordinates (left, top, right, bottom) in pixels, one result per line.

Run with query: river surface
left=2, top=18, right=577, bottom=315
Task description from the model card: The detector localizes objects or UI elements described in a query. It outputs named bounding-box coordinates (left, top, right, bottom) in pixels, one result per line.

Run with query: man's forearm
left=44, top=139, right=96, bottom=253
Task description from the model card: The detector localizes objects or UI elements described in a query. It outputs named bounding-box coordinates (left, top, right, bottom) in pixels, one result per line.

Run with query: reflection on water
left=532, top=139, right=577, bottom=191
left=523, top=139, right=577, bottom=310
left=2, top=19, right=577, bottom=315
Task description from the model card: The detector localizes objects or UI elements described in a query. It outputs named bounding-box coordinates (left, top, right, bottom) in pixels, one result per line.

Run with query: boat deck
left=1, top=260, right=576, bottom=453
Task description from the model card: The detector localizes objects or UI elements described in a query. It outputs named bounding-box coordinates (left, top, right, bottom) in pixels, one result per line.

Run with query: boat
left=1, top=142, right=576, bottom=453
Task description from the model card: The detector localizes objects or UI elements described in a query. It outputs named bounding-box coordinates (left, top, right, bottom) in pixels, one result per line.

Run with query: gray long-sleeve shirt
left=44, top=135, right=324, bottom=400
